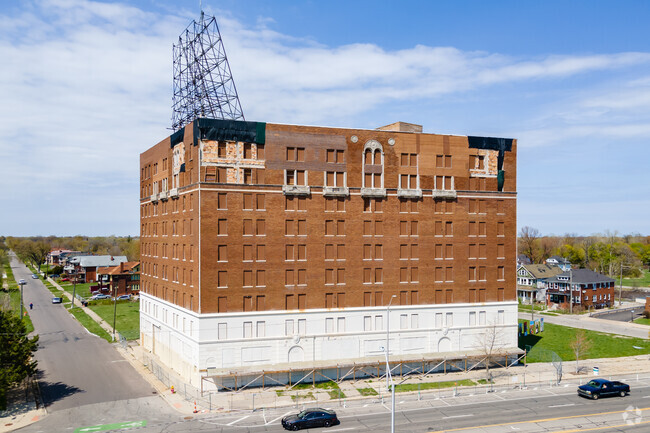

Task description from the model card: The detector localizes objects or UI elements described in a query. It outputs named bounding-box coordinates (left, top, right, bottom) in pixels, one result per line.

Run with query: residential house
left=97, top=262, right=140, bottom=297
left=516, top=264, right=564, bottom=303
left=546, top=255, right=572, bottom=271
left=545, top=269, right=615, bottom=310
left=47, top=249, right=81, bottom=266
left=66, top=255, right=128, bottom=283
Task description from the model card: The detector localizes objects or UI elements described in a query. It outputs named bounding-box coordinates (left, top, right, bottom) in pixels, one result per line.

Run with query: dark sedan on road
left=578, top=378, right=630, bottom=399
left=282, top=408, right=338, bottom=430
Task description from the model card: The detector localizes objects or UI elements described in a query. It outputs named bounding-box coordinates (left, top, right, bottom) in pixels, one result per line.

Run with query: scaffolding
left=172, top=11, right=245, bottom=131
left=200, top=348, right=526, bottom=394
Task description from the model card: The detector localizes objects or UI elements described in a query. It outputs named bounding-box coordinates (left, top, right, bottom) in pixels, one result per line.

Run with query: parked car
left=116, top=294, right=132, bottom=301
left=282, top=408, right=338, bottom=430
left=578, top=378, right=630, bottom=400
left=31, top=274, right=38, bottom=279
left=52, top=297, right=63, bottom=304
left=90, top=294, right=111, bottom=300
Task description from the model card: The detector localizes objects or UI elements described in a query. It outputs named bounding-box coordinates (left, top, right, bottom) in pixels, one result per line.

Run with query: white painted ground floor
left=139, top=293, right=519, bottom=387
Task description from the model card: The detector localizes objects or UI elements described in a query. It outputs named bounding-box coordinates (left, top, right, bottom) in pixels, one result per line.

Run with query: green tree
left=0, top=309, right=39, bottom=410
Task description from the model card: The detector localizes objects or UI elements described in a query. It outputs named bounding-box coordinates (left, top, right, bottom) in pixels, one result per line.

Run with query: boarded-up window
left=297, top=269, right=306, bottom=285
left=218, top=193, right=227, bottom=209
left=256, top=220, right=265, bottom=235
left=285, top=270, right=294, bottom=286
left=297, top=244, right=306, bottom=261
left=325, top=269, right=334, bottom=285
left=243, top=270, right=253, bottom=287
left=298, top=294, right=306, bottom=309
left=364, top=292, right=372, bottom=306
left=337, top=269, right=345, bottom=285
left=256, top=270, right=265, bottom=287
left=297, top=220, right=307, bottom=235
left=218, top=245, right=227, bottom=261
left=218, top=271, right=227, bottom=287
left=497, top=221, right=505, bottom=236
left=285, top=220, right=295, bottom=236
left=374, top=268, right=382, bottom=284
left=243, top=219, right=253, bottom=235
left=256, top=194, right=265, bottom=210
left=445, top=267, right=453, bottom=282
left=497, top=244, right=505, bottom=258
left=257, top=245, right=265, bottom=261
left=218, top=296, right=227, bottom=312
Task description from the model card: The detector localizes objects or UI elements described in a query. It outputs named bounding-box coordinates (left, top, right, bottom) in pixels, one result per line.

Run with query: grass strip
left=69, top=307, right=113, bottom=342
left=86, top=301, right=140, bottom=340
left=394, top=378, right=475, bottom=392
left=356, top=387, right=379, bottom=396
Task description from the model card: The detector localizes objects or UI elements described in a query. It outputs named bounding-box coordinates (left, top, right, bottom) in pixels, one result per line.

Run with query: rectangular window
left=243, top=322, right=253, bottom=338
left=218, top=245, right=227, bottom=262
left=285, top=320, right=294, bottom=336
left=497, top=221, right=505, bottom=237
left=218, top=193, right=227, bottom=209
left=218, top=323, right=227, bottom=340
left=218, top=271, right=227, bottom=287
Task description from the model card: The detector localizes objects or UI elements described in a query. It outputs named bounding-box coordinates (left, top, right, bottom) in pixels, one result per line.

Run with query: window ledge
left=361, top=187, right=386, bottom=198
left=323, top=186, right=350, bottom=197
left=283, top=185, right=311, bottom=196
left=432, top=189, right=457, bottom=199
left=397, top=188, right=422, bottom=199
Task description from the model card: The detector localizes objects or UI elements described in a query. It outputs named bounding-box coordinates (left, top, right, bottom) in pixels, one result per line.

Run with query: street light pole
left=569, top=269, right=573, bottom=314
left=18, top=280, right=26, bottom=320
left=70, top=272, right=77, bottom=309
left=112, top=281, right=118, bottom=341
left=385, top=294, right=397, bottom=433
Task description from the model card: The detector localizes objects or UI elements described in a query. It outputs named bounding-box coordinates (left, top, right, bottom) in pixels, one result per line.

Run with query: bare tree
left=474, top=322, right=509, bottom=387
left=519, top=226, right=541, bottom=263
left=569, top=330, right=592, bottom=373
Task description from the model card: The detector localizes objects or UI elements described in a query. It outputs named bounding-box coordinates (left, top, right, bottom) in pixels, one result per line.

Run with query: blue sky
left=1, top=0, right=649, bottom=236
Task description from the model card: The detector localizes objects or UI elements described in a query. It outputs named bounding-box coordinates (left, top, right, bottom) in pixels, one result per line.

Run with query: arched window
left=362, top=140, right=384, bottom=190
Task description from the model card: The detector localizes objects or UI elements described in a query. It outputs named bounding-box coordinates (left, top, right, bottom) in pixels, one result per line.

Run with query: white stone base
left=140, top=293, right=518, bottom=387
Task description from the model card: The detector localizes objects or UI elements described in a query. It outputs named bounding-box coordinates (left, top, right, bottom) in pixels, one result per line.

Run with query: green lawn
left=86, top=301, right=140, bottom=340
left=58, top=282, right=96, bottom=298
left=623, top=269, right=650, bottom=288
left=69, top=307, right=113, bottom=342
left=3, top=264, right=35, bottom=333
left=634, top=317, right=650, bottom=326
left=519, top=321, right=650, bottom=363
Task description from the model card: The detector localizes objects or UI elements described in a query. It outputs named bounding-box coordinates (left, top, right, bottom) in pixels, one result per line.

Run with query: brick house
left=545, top=269, right=615, bottom=309
left=67, top=255, right=128, bottom=283
left=97, top=262, right=141, bottom=297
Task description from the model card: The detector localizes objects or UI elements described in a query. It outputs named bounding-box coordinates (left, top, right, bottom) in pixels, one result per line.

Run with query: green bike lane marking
left=74, top=420, right=147, bottom=432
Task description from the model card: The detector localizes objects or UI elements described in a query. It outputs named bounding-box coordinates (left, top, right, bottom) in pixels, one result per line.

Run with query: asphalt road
left=593, top=307, right=646, bottom=322
left=10, top=255, right=157, bottom=413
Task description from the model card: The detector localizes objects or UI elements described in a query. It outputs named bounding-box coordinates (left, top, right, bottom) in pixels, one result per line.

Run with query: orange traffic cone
left=193, top=401, right=198, bottom=413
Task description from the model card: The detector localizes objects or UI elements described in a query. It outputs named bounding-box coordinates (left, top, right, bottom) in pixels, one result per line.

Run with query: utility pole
left=70, top=272, right=78, bottom=309
left=112, top=282, right=118, bottom=341
left=569, top=269, right=573, bottom=314
left=385, top=294, right=397, bottom=433
left=18, top=280, right=26, bottom=320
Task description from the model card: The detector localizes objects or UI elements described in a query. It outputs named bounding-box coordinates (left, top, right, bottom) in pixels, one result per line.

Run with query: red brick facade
left=140, top=120, right=517, bottom=314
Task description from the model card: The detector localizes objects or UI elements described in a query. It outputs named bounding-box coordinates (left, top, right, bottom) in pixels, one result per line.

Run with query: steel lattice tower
left=172, top=11, right=245, bottom=131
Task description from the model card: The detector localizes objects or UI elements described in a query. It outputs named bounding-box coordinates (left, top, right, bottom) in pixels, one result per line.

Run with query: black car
left=282, top=408, right=338, bottom=430
left=578, top=378, right=630, bottom=400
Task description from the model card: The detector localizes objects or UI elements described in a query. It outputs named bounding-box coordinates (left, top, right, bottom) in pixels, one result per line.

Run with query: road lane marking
left=554, top=419, right=650, bottom=432
left=548, top=403, right=575, bottom=408
left=227, top=415, right=249, bottom=426
left=429, top=406, right=650, bottom=433
left=327, top=428, right=355, bottom=432
left=442, top=414, right=473, bottom=419
left=267, top=411, right=293, bottom=425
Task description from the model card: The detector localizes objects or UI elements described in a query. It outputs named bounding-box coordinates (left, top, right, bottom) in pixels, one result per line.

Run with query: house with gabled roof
left=97, top=262, right=140, bottom=297
left=546, top=255, right=572, bottom=271
left=545, top=269, right=615, bottom=310
left=516, top=263, right=564, bottom=303
left=66, top=255, right=128, bottom=283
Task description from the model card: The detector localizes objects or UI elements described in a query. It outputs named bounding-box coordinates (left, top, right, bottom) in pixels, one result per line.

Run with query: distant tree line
left=3, top=235, right=140, bottom=268
left=518, top=227, right=649, bottom=278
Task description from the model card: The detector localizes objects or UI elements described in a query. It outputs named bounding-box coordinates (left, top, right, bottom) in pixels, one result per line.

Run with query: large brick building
left=139, top=119, right=518, bottom=385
